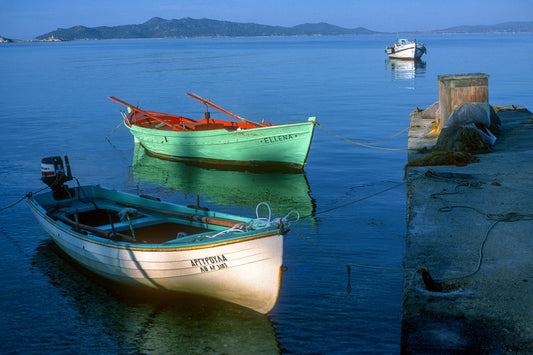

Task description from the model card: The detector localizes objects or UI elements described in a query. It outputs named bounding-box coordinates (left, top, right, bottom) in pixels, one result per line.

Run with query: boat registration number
left=190, top=254, right=228, bottom=273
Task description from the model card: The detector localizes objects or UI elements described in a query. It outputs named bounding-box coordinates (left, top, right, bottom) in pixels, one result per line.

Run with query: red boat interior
left=129, top=111, right=272, bottom=131
left=110, top=94, right=277, bottom=132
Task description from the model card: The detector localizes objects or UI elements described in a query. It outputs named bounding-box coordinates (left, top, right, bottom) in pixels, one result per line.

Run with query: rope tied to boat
left=207, top=202, right=300, bottom=239
left=0, top=187, right=49, bottom=213
left=248, top=202, right=300, bottom=231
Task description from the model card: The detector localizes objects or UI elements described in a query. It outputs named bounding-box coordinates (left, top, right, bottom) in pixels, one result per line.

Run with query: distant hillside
left=34, top=17, right=380, bottom=40
left=7, top=18, right=531, bottom=42
left=291, top=22, right=377, bottom=35
left=429, top=21, right=533, bottom=34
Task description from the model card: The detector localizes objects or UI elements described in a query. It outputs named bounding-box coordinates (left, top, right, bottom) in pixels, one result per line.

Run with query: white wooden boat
left=28, top=157, right=294, bottom=313
left=385, top=38, right=426, bottom=60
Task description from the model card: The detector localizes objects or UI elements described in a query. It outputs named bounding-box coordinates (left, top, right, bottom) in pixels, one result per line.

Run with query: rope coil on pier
left=421, top=169, right=533, bottom=282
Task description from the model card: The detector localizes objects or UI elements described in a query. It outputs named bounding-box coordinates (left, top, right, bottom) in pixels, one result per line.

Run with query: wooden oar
left=186, top=93, right=266, bottom=127
left=109, top=96, right=188, bottom=131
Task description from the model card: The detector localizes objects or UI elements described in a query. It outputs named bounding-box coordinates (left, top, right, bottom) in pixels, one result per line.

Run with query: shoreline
left=2, top=30, right=532, bottom=44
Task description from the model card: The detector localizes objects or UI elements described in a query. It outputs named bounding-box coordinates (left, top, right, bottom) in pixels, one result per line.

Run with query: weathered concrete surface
left=402, top=106, right=533, bottom=353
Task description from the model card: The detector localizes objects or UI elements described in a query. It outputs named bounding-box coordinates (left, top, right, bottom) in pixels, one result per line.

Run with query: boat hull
left=27, top=186, right=284, bottom=314
left=128, top=118, right=316, bottom=169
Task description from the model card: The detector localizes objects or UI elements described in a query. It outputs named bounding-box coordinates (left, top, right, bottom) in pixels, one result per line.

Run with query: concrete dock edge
left=402, top=106, right=533, bottom=353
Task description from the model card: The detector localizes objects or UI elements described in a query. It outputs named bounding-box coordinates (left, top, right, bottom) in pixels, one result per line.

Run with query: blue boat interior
left=44, top=197, right=229, bottom=245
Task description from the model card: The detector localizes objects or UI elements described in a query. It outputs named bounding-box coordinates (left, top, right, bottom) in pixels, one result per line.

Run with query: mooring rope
left=289, top=181, right=423, bottom=293
left=0, top=186, right=51, bottom=259
left=0, top=186, right=49, bottom=212
left=313, top=181, right=405, bottom=217
left=313, top=121, right=410, bottom=151
left=290, top=228, right=421, bottom=294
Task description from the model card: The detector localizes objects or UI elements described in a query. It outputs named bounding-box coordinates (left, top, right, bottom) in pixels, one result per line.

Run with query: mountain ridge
left=417, top=21, right=533, bottom=34
left=2, top=18, right=533, bottom=42
left=33, top=17, right=380, bottom=41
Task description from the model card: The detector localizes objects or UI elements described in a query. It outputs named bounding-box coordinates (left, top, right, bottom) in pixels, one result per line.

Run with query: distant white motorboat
left=385, top=38, right=426, bottom=60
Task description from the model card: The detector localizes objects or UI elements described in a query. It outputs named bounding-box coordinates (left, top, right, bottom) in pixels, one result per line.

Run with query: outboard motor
left=41, top=156, right=74, bottom=200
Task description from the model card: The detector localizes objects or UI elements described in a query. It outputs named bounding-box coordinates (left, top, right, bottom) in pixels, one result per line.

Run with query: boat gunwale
left=27, top=192, right=284, bottom=252
left=128, top=117, right=316, bottom=138
left=130, top=110, right=278, bottom=130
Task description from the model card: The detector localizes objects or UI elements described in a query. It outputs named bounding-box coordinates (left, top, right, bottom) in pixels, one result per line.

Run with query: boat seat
left=224, top=126, right=240, bottom=131
left=187, top=123, right=225, bottom=131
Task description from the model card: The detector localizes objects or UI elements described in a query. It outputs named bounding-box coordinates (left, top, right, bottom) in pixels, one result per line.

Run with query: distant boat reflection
left=385, top=58, right=426, bottom=81
left=130, top=144, right=316, bottom=219
left=32, top=240, right=282, bottom=354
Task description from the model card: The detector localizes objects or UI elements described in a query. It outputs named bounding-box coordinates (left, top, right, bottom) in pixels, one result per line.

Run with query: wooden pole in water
left=438, top=73, right=489, bottom=129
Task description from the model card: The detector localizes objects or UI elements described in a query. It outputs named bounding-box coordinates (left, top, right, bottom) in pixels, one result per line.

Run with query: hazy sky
left=1, top=0, right=533, bottom=40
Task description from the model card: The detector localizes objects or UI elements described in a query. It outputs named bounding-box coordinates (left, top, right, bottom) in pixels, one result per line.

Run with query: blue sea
left=1, top=34, right=532, bottom=354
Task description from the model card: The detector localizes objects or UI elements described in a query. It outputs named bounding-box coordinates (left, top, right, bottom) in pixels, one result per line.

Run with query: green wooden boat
left=110, top=94, right=316, bottom=170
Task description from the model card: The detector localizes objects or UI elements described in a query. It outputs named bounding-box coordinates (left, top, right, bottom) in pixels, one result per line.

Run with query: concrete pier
left=402, top=106, right=533, bottom=353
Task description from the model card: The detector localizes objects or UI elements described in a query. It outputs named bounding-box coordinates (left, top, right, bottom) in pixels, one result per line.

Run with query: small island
left=0, top=35, right=66, bottom=43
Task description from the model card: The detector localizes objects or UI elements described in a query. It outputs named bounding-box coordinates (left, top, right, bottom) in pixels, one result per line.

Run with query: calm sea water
left=1, top=34, right=532, bottom=354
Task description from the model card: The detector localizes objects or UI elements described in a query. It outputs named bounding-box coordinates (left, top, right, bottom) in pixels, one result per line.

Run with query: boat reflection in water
left=130, top=144, right=316, bottom=220
left=32, top=240, right=281, bottom=354
left=385, top=58, right=426, bottom=81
